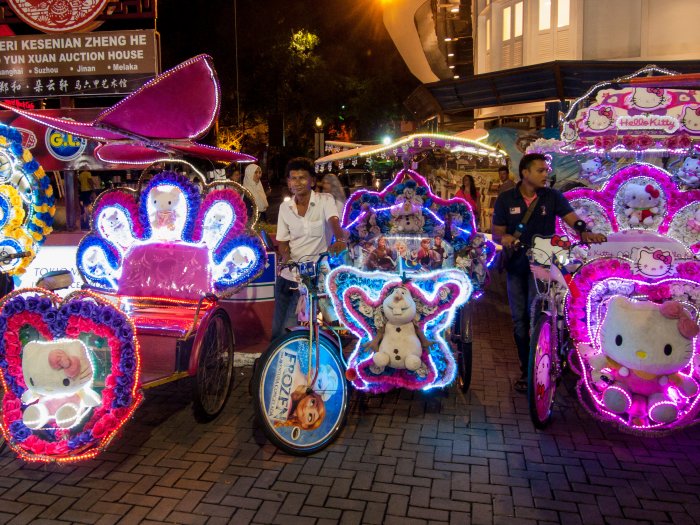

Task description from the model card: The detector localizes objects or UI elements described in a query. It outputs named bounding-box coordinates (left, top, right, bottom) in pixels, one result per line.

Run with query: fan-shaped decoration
left=327, top=267, right=471, bottom=393
left=76, top=171, right=266, bottom=299
left=0, top=123, right=55, bottom=275
left=559, top=163, right=700, bottom=254
left=343, top=169, right=495, bottom=292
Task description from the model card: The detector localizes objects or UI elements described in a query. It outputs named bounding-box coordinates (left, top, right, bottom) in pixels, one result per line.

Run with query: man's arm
left=562, top=212, right=606, bottom=244
left=277, top=240, right=291, bottom=266
left=328, top=216, right=348, bottom=255
left=491, top=195, right=519, bottom=249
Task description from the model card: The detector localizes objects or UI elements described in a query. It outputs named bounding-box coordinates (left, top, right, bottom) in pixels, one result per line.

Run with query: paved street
left=1, top=276, right=700, bottom=525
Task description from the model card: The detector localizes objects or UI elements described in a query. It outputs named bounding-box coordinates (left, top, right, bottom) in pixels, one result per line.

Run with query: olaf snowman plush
left=363, top=286, right=430, bottom=376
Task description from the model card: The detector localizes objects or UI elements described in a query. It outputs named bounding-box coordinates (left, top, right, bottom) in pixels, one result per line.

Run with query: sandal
left=514, top=377, right=528, bottom=393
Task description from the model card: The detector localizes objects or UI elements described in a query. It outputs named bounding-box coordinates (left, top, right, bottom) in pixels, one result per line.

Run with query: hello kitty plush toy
left=623, top=184, right=660, bottom=227
left=364, top=286, right=430, bottom=376
left=579, top=158, right=610, bottom=185
left=21, top=340, right=101, bottom=429
left=588, top=297, right=699, bottom=424
left=150, top=186, right=181, bottom=238
left=676, top=157, right=700, bottom=188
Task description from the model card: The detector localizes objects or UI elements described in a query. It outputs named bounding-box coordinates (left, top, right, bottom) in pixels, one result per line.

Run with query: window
left=539, top=0, right=551, bottom=31
left=514, top=2, right=523, bottom=37
left=486, top=18, right=491, bottom=50
left=503, top=6, right=511, bottom=41
left=557, top=0, right=570, bottom=28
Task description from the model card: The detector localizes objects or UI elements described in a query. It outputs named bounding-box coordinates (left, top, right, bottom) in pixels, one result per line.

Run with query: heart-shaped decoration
left=0, top=289, right=142, bottom=462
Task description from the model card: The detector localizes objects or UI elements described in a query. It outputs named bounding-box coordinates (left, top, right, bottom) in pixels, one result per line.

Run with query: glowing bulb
left=447, top=53, right=455, bottom=57
left=453, top=75, right=460, bottom=79
left=382, top=136, right=392, bottom=145
left=449, top=65, right=455, bottom=69
left=444, top=37, right=452, bottom=42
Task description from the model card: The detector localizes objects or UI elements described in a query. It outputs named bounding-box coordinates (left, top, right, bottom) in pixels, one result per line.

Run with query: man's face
left=521, top=160, right=549, bottom=189
left=288, top=170, right=313, bottom=197
left=498, top=169, right=509, bottom=182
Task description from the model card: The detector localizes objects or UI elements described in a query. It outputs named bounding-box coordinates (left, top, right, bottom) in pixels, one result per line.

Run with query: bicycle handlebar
left=0, top=251, right=30, bottom=266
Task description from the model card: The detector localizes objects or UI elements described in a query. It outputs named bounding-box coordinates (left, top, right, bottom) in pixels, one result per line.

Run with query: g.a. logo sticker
left=8, top=0, right=108, bottom=33
left=45, top=127, right=87, bottom=162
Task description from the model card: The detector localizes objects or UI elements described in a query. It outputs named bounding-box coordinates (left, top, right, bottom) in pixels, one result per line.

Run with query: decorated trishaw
left=251, top=133, right=506, bottom=455
left=526, top=68, right=700, bottom=433
left=0, top=55, right=268, bottom=462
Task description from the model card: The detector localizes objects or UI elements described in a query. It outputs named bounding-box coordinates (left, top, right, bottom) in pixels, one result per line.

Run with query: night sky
left=157, top=0, right=419, bottom=132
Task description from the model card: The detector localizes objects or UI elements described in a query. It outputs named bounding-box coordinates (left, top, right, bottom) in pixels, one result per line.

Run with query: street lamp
left=314, top=117, right=325, bottom=159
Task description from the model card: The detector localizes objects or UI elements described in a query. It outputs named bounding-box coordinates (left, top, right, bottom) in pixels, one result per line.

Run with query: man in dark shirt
left=492, top=153, right=606, bottom=392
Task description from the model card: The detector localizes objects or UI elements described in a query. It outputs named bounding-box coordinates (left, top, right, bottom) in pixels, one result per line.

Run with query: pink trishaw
left=0, top=55, right=268, bottom=462
left=526, top=68, right=700, bottom=434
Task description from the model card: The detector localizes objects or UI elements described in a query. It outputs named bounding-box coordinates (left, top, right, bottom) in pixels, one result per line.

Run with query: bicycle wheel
left=192, top=310, right=235, bottom=422
left=252, top=331, right=348, bottom=455
left=527, top=313, right=557, bottom=429
left=456, top=341, right=472, bottom=393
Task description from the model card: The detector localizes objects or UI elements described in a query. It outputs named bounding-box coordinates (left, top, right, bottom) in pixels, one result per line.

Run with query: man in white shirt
left=272, top=158, right=347, bottom=340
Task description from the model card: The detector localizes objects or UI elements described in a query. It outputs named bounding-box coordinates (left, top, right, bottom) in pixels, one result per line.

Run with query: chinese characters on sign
left=0, top=30, right=158, bottom=97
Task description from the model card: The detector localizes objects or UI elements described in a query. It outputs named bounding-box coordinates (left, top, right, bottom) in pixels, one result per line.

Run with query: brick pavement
left=2, top=275, right=700, bottom=524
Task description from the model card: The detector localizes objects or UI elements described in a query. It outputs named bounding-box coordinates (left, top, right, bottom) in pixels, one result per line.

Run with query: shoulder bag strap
left=513, top=196, right=539, bottom=240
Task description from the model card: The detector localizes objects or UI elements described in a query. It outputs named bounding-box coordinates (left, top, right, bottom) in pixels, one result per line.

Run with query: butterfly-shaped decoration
left=327, top=266, right=471, bottom=393
left=0, top=55, right=254, bottom=165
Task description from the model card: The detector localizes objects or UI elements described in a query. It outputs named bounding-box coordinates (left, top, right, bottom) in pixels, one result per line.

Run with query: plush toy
left=579, top=158, right=610, bottom=185
left=21, top=340, right=101, bottom=429
left=150, top=186, right=182, bottom=236
left=675, top=157, right=700, bottom=188
left=588, top=297, right=699, bottom=424
left=390, top=187, right=425, bottom=233
left=623, top=183, right=660, bottom=227
left=687, top=208, right=700, bottom=234
left=363, top=286, right=430, bottom=376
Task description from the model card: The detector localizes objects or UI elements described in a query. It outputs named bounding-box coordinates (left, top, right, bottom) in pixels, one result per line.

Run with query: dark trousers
left=506, top=270, right=537, bottom=374
left=271, top=276, right=300, bottom=341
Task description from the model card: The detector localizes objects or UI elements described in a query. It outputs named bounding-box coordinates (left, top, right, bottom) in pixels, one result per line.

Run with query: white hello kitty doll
left=623, top=184, right=660, bottom=227
left=21, top=341, right=102, bottom=430
left=149, top=186, right=183, bottom=240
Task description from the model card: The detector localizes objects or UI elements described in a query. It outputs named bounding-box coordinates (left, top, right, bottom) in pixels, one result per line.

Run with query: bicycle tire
left=527, top=313, right=557, bottom=429
left=456, top=341, right=473, bottom=393
left=252, top=331, right=348, bottom=455
left=191, top=310, right=235, bottom=422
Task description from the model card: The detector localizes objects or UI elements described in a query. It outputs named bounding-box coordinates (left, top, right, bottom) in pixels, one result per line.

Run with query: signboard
left=7, top=0, right=109, bottom=33
left=0, top=30, right=158, bottom=97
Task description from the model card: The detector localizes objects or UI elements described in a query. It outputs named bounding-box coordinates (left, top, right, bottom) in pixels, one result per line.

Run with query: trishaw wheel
left=456, top=341, right=473, bottom=393
left=252, top=332, right=348, bottom=456
left=192, top=310, right=234, bottom=422
left=527, top=313, right=557, bottom=429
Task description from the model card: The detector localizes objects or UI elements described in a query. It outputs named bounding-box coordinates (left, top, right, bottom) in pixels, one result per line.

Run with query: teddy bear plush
left=363, top=286, right=430, bottom=376
left=623, top=183, right=660, bottom=227
left=21, top=340, right=102, bottom=429
left=588, top=297, right=699, bottom=424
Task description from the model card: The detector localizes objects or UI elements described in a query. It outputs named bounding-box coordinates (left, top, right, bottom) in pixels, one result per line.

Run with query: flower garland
left=0, top=123, right=55, bottom=274
left=0, top=290, right=142, bottom=462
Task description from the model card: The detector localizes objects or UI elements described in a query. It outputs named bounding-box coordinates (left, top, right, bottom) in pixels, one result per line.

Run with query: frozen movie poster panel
left=353, top=235, right=455, bottom=273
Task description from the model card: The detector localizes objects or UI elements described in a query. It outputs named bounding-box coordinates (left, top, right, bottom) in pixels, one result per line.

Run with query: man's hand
left=329, top=240, right=347, bottom=255
left=500, top=234, right=521, bottom=250
left=581, top=231, right=606, bottom=244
